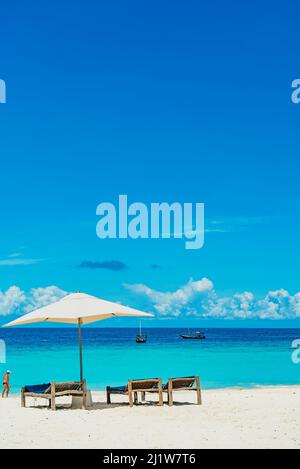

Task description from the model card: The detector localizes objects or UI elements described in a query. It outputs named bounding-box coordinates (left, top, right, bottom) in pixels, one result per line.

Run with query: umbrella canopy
left=3, top=292, right=154, bottom=382
left=3, top=292, right=153, bottom=326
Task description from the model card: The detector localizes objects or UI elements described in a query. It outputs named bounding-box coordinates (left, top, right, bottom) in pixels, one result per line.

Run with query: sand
left=0, top=386, right=299, bottom=449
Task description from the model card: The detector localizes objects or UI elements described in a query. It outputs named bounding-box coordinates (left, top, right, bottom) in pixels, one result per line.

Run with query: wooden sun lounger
left=21, top=380, right=87, bottom=411
left=106, top=378, right=163, bottom=407
left=163, top=376, right=202, bottom=406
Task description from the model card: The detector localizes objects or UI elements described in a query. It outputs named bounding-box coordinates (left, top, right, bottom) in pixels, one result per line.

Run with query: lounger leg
left=82, top=379, right=87, bottom=410
left=158, top=379, right=163, bottom=406
left=141, top=391, right=146, bottom=402
left=168, top=379, right=173, bottom=407
left=51, top=397, right=56, bottom=411
left=196, top=376, right=202, bottom=405
left=128, top=381, right=133, bottom=407
left=106, top=387, right=111, bottom=404
left=134, top=392, right=138, bottom=404
left=21, top=388, right=25, bottom=408
left=51, top=382, right=56, bottom=411
left=82, top=397, right=87, bottom=409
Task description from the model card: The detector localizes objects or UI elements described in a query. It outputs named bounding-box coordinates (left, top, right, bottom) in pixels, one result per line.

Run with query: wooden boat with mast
left=136, top=321, right=147, bottom=343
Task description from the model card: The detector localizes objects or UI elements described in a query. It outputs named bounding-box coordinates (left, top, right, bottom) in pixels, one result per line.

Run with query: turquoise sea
left=0, top=328, right=299, bottom=392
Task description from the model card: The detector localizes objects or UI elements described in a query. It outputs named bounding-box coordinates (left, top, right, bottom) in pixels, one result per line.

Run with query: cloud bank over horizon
left=0, top=279, right=300, bottom=320
left=0, top=286, right=67, bottom=317
left=125, top=278, right=300, bottom=320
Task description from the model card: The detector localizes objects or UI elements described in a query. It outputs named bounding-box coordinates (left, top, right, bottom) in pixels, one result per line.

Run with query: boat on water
left=136, top=321, right=147, bottom=343
left=180, top=331, right=206, bottom=340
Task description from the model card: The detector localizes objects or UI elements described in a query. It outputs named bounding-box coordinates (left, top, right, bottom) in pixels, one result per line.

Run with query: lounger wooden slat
left=21, top=380, right=87, bottom=411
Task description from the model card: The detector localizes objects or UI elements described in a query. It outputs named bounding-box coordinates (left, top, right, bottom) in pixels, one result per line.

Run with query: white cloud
left=0, top=286, right=67, bottom=316
left=125, top=278, right=213, bottom=318
left=205, top=216, right=274, bottom=234
left=125, top=278, right=300, bottom=320
left=24, top=286, right=67, bottom=313
left=0, top=258, right=42, bottom=266
left=0, top=287, right=26, bottom=316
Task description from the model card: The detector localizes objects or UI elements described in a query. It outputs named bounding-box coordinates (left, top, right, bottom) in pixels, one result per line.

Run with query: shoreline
left=1, top=385, right=299, bottom=449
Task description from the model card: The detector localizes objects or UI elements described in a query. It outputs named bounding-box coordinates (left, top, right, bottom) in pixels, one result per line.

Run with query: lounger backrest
left=130, top=378, right=160, bottom=390
left=171, top=376, right=196, bottom=389
left=54, top=381, right=83, bottom=392
left=24, top=383, right=51, bottom=394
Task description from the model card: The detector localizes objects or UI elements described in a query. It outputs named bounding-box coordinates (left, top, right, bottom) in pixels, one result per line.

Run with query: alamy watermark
left=0, top=340, right=6, bottom=363
left=96, top=195, right=204, bottom=250
left=0, top=79, right=6, bottom=103
left=291, top=339, right=300, bottom=364
left=291, top=79, right=300, bottom=104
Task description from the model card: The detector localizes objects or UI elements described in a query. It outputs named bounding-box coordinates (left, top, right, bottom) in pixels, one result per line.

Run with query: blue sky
left=0, top=0, right=300, bottom=326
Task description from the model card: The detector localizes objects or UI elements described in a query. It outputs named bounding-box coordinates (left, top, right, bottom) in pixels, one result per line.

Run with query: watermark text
left=0, top=340, right=6, bottom=363
left=0, top=79, right=6, bottom=104
left=291, top=339, right=300, bottom=364
left=291, top=79, right=300, bottom=104
left=96, top=195, right=205, bottom=250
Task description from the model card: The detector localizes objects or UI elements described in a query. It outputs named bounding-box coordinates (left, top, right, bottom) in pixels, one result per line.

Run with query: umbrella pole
left=78, top=319, right=83, bottom=382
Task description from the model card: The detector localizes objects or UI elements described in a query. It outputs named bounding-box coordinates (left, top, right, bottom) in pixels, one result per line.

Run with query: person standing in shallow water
left=2, top=370, right=11, bottom=397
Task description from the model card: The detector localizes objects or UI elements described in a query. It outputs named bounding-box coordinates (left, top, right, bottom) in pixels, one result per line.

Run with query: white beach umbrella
left=3, top=292, right=153, bottom=382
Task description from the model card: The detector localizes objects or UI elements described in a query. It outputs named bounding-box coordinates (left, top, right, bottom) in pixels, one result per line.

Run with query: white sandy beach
left=0, top=386, right=299, bottom=449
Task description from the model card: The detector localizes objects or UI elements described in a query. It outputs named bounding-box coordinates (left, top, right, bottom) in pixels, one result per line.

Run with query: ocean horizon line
left=2, top=325, right=300, bottom=330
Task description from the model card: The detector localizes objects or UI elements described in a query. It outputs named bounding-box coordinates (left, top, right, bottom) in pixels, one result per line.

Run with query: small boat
left=136, top=334, right=147, bottom=343
left=136, top=321, right=147, bottom=343
left=180, top=331, right=206, bottom=340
